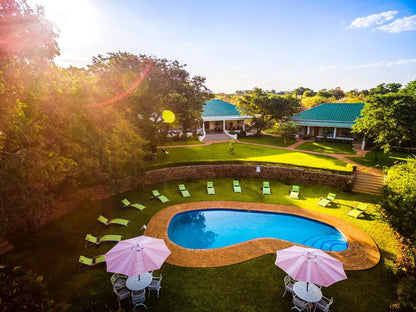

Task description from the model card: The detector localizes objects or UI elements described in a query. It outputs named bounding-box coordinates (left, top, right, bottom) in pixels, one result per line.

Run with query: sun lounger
left=317, top=193, right=336, bottom=207
left=85, top=234, right=123, bottom=247
left=178, top=184, right=191, bottom=197
left=290, top=185, right=299, bottom=199
left=348, top=202, right=367, bottom=218
left=263, top=181, right=271, bottom=195
left=207, top=182, right=215, bottom=195
left=152, top=190, right=169, bottom=203
left=121, top=199, right=146, bottom=211
left=79, top=255, right=106, bottom=271
left=97, top=215, right=130, bottom=226
left=233, top=180, right=241, bottom=193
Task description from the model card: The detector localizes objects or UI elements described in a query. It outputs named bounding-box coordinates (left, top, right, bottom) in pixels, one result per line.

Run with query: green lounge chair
left=121, top=198, right=146, bottom=211
left=290, top=185, right=300, bottom=199
left=85, top=234, right=123, bottom=247
left=233, top=180, right=241, bottom=193
left=152, top=190, right=169, bottom=203
left=207, top=182, right=215, bottom=195
left=348, top=202, right=367, bottom=218
left=97, top=215, right=130, bottom=227
left=79, top=255, right=106, bottom=271
left=317, top=193, right=336, bottom=207
left=263, top=181, right=271, bottom=195
left=178, top=184, right=191, bottom=197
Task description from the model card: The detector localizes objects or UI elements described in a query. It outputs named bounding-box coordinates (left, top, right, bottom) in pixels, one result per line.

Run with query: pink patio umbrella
left=105, top=236, right=171, bottom=277
left=275, top=246, right=347, bottom=289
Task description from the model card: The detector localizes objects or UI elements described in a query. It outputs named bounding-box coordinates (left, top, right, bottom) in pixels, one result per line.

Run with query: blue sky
left=27, top=0, right=416, bottom=93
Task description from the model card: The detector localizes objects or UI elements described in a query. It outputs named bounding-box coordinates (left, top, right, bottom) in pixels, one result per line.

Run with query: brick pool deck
left=145, top=201, right=380, bottom=270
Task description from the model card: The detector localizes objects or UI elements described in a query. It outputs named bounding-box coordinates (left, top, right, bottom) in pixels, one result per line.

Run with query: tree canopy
left=237, top=88, right=300, bottom=135
left=0, top=0, right=212, bottom=235
left=352, top=82, right=416, bottom=154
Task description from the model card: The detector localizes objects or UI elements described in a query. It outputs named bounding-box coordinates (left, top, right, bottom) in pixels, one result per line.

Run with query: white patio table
left=293, top=281, right=323, bottom=303
left=126, top=272, right=153, bottom=291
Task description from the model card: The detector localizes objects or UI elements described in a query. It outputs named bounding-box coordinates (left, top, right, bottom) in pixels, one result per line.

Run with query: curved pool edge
left=145, top=201, right=380, bottom=270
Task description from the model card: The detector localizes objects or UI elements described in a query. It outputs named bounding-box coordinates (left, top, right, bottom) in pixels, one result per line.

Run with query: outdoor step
left=352, top=172, right=384, bottom=194
left=0, top=237, right=14, bottom=255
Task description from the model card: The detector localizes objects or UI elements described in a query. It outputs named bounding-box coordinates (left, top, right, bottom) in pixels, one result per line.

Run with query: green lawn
left=0, top=178, right=397, bottom=312
left=296, top=141, right=357, bottom=155
left=150, top=142, right=353, bottom=172
left=346, top=151, right=411, bottom=168
left=159, top=139, right=203, bottom=146
left=238, top=135, right=296, bottom=147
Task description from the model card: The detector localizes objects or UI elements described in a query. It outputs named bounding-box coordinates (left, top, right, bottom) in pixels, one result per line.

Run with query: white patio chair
left=313, top=295, right=333, bottom=312
left=147, top=274, right=162, bottom=298
left=113, top=286, right=130, bottom=309
left=131, top=289, right=147, bottom=310
left=283, top=275, right=295, bottom=297
left=291, top=294, right=310, bottom=311
left=111, top=273, right=127, bottom=290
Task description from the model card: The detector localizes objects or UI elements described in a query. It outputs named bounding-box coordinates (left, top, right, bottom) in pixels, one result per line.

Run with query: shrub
left=0, top=266, right=59, bottom=312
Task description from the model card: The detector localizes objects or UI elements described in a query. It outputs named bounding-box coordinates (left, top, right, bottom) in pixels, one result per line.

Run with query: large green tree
left=237, top=88, right=300, bottom=135
left=89, top=52, right=212, bottom=152
left=352, top=85, right=416, bottom=158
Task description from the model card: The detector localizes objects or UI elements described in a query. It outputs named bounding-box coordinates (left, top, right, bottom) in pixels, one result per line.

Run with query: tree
left=89, top=52, right=212, bottom=152
left=275, top=121, right=299, bottom=144
left=369, top=83, right=402, bottom=95
left=352, top=90, right=416, bottom=159
left=329, top=87, right=345, bottom=100
left=316, top=89, right=332, bottom=98
left=381, top=157, right=416, bottom=311
left=237, top=88, right=300, bottom=135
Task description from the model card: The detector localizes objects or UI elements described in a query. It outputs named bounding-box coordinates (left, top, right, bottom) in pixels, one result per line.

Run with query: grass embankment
left=151, top=142, right=352, bottom=172
left=159, top=139, right=203, bottom=146
left=346, top=151, right=411, bottom=168
left=1, top=178, right=397, bottom=312
left=296, top=141, right=357, bottom=155
left=238, top=135, right=296, bottom=147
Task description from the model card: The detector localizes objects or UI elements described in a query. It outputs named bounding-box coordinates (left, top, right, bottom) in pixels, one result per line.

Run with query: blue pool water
left=168, top=209, right=348, bottom=251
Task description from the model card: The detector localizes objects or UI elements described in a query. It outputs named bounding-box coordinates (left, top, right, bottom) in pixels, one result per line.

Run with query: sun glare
left=28, top=0, right=99, bottom=51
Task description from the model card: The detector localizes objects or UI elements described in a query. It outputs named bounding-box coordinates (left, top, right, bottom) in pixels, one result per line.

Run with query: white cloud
left=374, top=15, right=416, bottom=33
left=351, top=58, right=416, bottom=69
left=348, top=11, right=398, bottom=29
left=308, top=65, right=337, bottom=72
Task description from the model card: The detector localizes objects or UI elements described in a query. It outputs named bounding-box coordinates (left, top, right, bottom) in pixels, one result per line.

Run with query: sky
left=27, top=0, right=416, bottom=93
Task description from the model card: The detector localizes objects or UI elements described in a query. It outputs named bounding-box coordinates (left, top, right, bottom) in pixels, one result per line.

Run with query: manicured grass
left=346, top=151, right=411, bottom=168
left=238, top=135, right=296, bottom=147
left=296, top=141, right=357, bottom=155
left=160, top=139, right=203, bottom=146
left=150, top=143, right=353, bottom=172
left=1, top=178, right=397, bottom=311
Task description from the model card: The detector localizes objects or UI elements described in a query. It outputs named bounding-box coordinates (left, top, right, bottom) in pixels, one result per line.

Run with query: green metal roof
left=202, top=99, right=240, bottom=116
left=291, top=103, right=365, bottom=126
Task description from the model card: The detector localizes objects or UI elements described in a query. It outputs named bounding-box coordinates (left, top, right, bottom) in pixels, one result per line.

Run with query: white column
left=361, top=135, right=366, bottom=150
left=333, top=127, right=337, bottom=138
left=202, top=121, right=205, bottom=132
left=307, top=126, right=310, bottom=135
left=243, top=120, right=245, bottom=131
left=223, top=120, right=225, bottom=131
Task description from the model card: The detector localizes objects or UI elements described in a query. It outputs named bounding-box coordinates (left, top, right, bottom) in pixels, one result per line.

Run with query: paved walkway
left=159, top=139, right=382, bottom=176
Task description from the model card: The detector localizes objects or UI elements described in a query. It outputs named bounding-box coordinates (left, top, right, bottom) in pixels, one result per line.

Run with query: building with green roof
left=291, top=103, right=365, bottom=141
left=201, top=99, right=251, bottom=137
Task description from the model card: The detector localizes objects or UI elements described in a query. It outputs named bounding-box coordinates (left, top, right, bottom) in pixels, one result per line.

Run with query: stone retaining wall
left=7, top=164, right=352, bottom=236
left=143, top=164, right=353, bottom=189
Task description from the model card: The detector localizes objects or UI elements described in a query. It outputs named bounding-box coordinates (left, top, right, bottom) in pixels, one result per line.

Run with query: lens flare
left=92, top=60, right=153, bottom=108
left=162, top=110, right=175, bottom=123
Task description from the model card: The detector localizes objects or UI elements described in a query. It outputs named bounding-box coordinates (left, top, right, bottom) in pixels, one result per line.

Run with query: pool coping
left=145, top=201, right=380, bottom=270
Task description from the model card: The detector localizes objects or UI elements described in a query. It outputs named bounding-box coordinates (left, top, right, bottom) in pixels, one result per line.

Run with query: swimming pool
left=168, top=209, right=348, bottom=251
